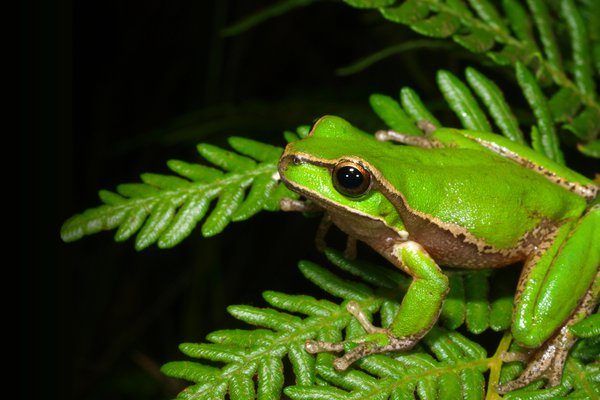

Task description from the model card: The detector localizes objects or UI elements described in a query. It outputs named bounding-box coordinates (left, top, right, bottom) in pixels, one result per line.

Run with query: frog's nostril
left=291, top=155, right=302, bottom=165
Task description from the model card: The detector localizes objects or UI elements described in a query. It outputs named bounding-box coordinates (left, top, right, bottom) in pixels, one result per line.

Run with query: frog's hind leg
left=497, top=207, right=600, bottom=393
left=496, top=274, right=599, bottom=393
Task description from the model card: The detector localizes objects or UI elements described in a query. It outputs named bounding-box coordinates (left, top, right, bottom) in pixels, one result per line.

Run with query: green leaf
left=570, top=314, right=600, bottom=338
left=231, top=174, right=277, bottom=221
left=285, top=385, right=349, bottom=400
left=135, top=199, right=177, bottom=250
left=379, top=0, right=429, bottom=24
left=564, top=107, right=600, bottom=140
left=441, top=274, right=466, bottom=330
left=489, top=277, right=514, bottom=332
left=230, top=372, right=256, bottom=400
left=299, top=260, right=373, bottom=302
left=166, top=159, right=224, bottom=182
left=158, top=195, right=210, bottom=248
left=140, top=173, right=189, bottom=189
left=197, top=144, right=256, bottom=172
left=486, top=44, right=531, bottom=66
left=229, top=305, right=302, bottom=332
left=577, top=139, right=600, bottom=158
left=114, top=207, right=148, bottom=242
left=98, top=190, right=125, bottom=205
left=526, top=0, right=562, bottom=71
left=529, top=125, right=544, bottom=156
left=438, top=372, right=463, bottom=399
left=262, top=180, right=298, bottom=212
left=283, top=130, right=300, bottom=143
left=453, top=27, right=495, bottom=53
left=288, top=342, right=316, bottom=386
left=411, top=12, right=461, bottom=38
left=562, top=0, right=596, bottom=101
left=516, top=62, right=564, bottom=164
left=228, top=136, right=283, bottom=163
left=263, top=291, right=338, bottom=317
left=548, top=88, right=581, bottom=123
left=179, top=342, right=245, bottom=363
left=60, top=205, right=125, bottom=242
left=464, top=272, right=490, bottom=334
left=160, top=361, right=221, bottom=382
left=164, top=253, right=598, bottom=398
left=502, top=0, right=538, bottom=50
left=343, top=0, right=395, bottom=9
left=62, top=139, right=289, bottom=248
left=325, top=248, right=409, bottom=290
left=116, top=182, right=159, bottom=198
left=258, top=357, right=285, bottom=399
left=465, top=67, right=526, bottom=144
left=207, top=329, right=276, bottom=346
left=296, top=125, right=311, bottom=139
left=369, top=94, right=422, bottom=135
left=399, top=87, right=441, bottom=128
left=201, top=185, right=247, bottom=237
left=466, top=0, right=509, bottom=36
left=594, top=43, right=600, bottom=77
left=437, top=70, right=492, bottom=132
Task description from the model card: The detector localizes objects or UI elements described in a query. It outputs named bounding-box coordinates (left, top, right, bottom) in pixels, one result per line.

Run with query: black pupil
left=336, top=166, right=364, bottom=189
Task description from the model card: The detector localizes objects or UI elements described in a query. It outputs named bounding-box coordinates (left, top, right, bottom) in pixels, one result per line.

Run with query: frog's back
left=372, top=146, right=587, bottom=251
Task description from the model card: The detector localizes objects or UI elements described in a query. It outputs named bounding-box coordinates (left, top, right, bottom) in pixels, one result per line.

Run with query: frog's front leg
left=305, top=241, right=449, bottom=370
left=497, top=206, right=600, bottom=393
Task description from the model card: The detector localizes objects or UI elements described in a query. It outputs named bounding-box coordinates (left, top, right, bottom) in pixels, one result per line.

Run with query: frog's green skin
left=278, top=116, right=599, bottom=393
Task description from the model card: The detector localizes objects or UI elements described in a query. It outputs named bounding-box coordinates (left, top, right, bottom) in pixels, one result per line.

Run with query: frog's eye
left=332, top=161, right=371, bottom=197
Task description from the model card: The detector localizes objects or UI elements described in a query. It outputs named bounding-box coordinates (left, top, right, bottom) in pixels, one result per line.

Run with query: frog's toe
left=305, top=331, right=419, bottom=371
left=333, top=342, right=373, bottom=371
left=305, top=339, right=344, bottom=354
left=495, top=335, right=570, bottom=394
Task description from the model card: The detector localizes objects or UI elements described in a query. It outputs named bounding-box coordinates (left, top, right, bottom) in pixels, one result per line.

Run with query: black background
left=21, top=1, right=594, bottom=399
left=23, top=2, right=429, bottom=398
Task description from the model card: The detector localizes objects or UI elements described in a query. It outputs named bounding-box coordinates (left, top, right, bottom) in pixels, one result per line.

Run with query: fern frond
left=61, top=137, right=298, bottom=250
left=465, top=67, right=526, bottom=145
left=516, top=62, right=565, bottom=164
left=437, top=69, right=492, bottom=132
left=163, top=251, right=599, bottom=399
left=368, top=65, right=597, bottom=163
left=369, top=94, right=423, bottom=135
left=222, top=0, right=599, bottom=154
left=343, top=0, right=600, bottom=151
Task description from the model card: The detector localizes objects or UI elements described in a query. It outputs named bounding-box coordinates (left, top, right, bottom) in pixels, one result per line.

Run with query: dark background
left=22, top=1, right=593, bottom=399
left=24, top=2, right=430, bottom=399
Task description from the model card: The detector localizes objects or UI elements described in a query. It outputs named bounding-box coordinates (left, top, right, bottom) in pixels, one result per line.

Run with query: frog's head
left=278, top=116, right=406, bottom=232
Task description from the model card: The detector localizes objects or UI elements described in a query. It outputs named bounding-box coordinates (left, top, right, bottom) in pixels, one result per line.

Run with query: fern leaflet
left=162, top=249, right=600, bottom=399
left=60, top=136, right=298, bottom=250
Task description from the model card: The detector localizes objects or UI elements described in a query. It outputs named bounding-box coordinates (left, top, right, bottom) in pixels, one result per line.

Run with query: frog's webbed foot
left=495, top=325, right=575, bottom=394
left=305, top=301, right=419, bottom=371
